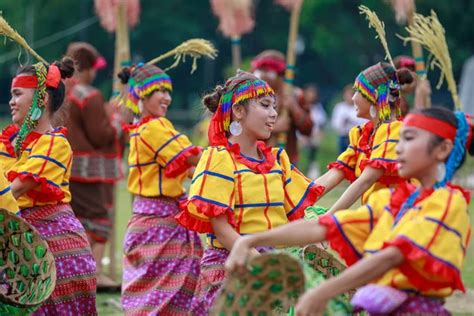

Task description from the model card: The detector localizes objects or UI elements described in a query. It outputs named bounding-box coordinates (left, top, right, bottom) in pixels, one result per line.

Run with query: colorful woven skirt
left=121, top=195, right=203, bottom=316
left=18, top=203, right=97, bottom=315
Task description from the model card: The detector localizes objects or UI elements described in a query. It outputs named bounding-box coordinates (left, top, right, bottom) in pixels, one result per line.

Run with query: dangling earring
left=229, top=121, right=242, bottom=136
left=436, top=162, right=446, bottom=183
left=369, top=105, right=377, bottom=118
left=138, top=100, right=144, bottom=113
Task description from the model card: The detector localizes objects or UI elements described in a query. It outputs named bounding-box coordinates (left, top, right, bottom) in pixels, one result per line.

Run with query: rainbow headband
left=208, top=79, right=274, bottom=146
left=354, top=63, right=401, bottom=121
left=125, top=70, right=173, bottom=115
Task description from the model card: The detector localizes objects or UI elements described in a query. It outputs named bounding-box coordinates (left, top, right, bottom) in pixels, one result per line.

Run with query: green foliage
left=1, top=0, right=474, bottom=116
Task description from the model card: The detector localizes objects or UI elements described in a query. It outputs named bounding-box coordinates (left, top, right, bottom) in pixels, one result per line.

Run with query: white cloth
left=331, top=102, right=367, bottom=136
left=460, top=56, right=474, bottom=115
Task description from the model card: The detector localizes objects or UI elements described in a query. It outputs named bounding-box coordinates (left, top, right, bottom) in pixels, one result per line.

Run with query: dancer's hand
left=225, top=237, right=257, bottom=273
left=295, top=287, right=328, bottom=316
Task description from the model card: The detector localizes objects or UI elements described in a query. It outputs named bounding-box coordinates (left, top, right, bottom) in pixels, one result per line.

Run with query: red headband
left=251, top=57, right=286, bottom=74
left=403, top=113, right=457, bottom=141
left=11, top=64, right=61, bottom=89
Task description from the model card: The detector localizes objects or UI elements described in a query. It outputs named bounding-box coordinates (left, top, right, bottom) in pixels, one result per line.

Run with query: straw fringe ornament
left=359, top=5, right=395, bottom=68
left=399, top=11, right=460, bottom=109
left=0, top=15, right=48, bottom=65
left=146, top=39, right=218, bottom=74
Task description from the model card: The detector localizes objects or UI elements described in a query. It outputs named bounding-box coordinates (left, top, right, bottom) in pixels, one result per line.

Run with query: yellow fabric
left=334, top=121, right=402, bottom=203
left=127, top=117, right=193, bottom=197
left=330, top=187, right=470, bottom=297
left=7, top=132, right=72, bottom=209
left=0, top=164, right=18, bottom=213
left=185, top=147, right=314, bottom=248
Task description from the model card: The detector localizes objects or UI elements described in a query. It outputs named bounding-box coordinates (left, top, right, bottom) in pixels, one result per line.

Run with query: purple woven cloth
left=121, top=195, right=203, bottom=316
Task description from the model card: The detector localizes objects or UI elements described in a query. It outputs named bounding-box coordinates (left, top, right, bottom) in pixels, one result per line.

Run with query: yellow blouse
left=328, top=120, right=403, bottom=203
left=176, top=143, right=324, bottom=248
left=0, top=164, right=18, bottom=213
left=318, top=183, right=471, bottom=297
left=127, top=116, right=200, bottom=198
left=0, top=125, right=72, bottom=209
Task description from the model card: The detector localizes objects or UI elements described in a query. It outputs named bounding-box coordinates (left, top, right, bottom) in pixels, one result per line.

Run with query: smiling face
left=142, top=88, right=172, bottom=118
left=396, top=125, right=453, bottom=181
left=352, top=90, right=372, bottom=119
left=9, top=83, right=34, bottom=125
left=234, top=95, right=277, bottom=141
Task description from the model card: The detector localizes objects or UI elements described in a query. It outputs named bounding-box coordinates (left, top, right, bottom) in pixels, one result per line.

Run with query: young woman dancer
left=176, top=70, right=325, bottom=314
left=1, top=58, right=97, bottom=314
left=317, top=62, right=414, bottom=212
left=227, top=106, right=473, bottom=315
left=118, top=63, right=203, bottom=315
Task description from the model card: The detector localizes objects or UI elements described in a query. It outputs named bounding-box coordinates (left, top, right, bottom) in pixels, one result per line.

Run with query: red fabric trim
left=1, top=124, right=20, bottom=157
left=318, top=214, right=360, bottom=266
left=12, top=76, right=37, bottom=89
left=287, top=183, right=325, bottom=221
left=358, top=121, right=375, bottom=156
left=175, top=198, right=235, bottom=233
left=327, top=161, right=356, bottom=183
left=225, top=141, right=276, bottom=174
left=46, top=64, right=61, bottom=89
left=7, top=171, right=64, bottom=202
left=67, top=88, right=101, bottom=109
left=404, top=114, right=456, bottom=141
left=359, top=159, right=398, bottom=173
left=165, top=146, right=202, bottom=177
left=122, top=115, right=154, bottom=132
left=383, top=238, right=465, bottom=292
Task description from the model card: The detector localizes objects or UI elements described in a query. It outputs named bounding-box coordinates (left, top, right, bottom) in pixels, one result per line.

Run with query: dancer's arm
left=314, top=168, right=345, bottom=194
left=226, top=219, right=327, bottom=272
left=295, top=246, right=404, bottom=316
left=10, top=177, right=38, bottom=199
left=327, top=166, right=383, bottom=213
left=185, top=151, right=202, bottom=166
left=211, top=215, right=260, bottom=258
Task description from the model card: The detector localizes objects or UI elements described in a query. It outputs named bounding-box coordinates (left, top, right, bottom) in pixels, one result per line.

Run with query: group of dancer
left=0, top=10, right=473, bottom=316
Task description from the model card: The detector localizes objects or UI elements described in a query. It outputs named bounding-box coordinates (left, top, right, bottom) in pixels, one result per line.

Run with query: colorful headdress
left=404, top=112, right=474, bottom=186
left=124, top=63, right=172, bottom=115
left=354, top=62, right=401, bottom=121
left=251, top=50, right=286, bottom=75
left=12, top=63, right=62, bottom=156
left=208, top=77, right=274, bottom=146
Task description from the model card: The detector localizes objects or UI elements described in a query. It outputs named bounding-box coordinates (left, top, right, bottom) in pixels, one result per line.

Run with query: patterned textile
left=0, top=125, right=72, bottom=208
left=124, top=64, right=172, bottom=115
left=70, top=153, right=122, bottom=183
left=121, top=195, right=203, bottom=316
left=327, top=120, right=403, bottom=203
left=318, top=182, right=471, bottom=297
left=352, top=285, right=450, bottom=315
left=0, top=163, right=18, bottom=212
left=19, top=203, right=97, bottom=315
left=176, top=144, right=324, bottom=248
left=354, top=62, right=401, bottom=121
left=127, top=116, right=201, bottom=198
left=190, top=247, right=229, bottom=316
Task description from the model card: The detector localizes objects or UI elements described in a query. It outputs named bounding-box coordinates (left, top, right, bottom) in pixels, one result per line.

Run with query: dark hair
left=202, top=70, right=260, bottom=113
left=66, top=42, right=102, bottom=71
left=16, top=56, right=74, bottom=113
left=118, top=67, right=132, bottom=84
left=414, top=107, right=474, bottom=169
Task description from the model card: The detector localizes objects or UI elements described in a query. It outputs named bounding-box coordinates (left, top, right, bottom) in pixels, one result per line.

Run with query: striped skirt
left=121, top=196, right=203, bottom=316
left=19, top=203, right=97, bottom=315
